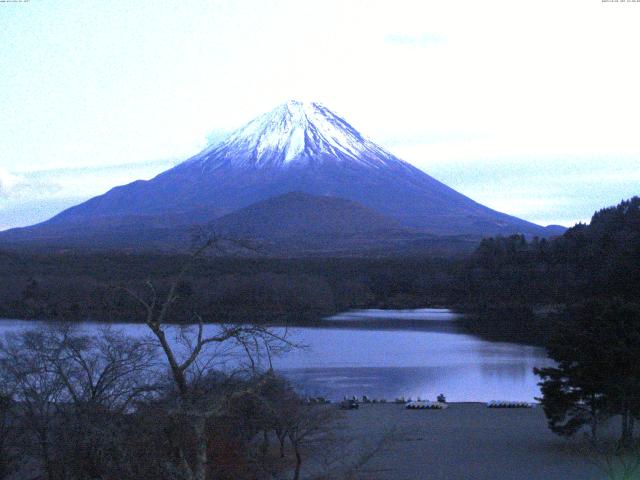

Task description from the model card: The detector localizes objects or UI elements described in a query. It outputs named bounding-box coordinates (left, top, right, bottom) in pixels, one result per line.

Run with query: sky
left=1, top=0, right=639, bottom=231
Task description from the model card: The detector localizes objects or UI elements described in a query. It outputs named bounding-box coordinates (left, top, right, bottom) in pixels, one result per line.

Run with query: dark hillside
left=457, top=197, right=640, bottom=344
left=0, top=252, right=463, bottom=324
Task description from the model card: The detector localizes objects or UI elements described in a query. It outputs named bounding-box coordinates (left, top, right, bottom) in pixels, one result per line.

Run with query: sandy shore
left=302, top=403, right=614, bottom=480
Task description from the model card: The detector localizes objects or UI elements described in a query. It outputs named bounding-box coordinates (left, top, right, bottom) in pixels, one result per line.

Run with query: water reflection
left=0, top=309, right=552, bottom=402
left=327, top=308, right=459, bottom=321
left=271, top=309, right=552, bottom=401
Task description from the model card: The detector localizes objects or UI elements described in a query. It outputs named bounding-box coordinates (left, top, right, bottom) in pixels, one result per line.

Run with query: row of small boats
left=406, top=400, right=534, bottom=410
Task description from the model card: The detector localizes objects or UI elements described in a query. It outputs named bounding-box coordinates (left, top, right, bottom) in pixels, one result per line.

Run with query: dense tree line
left=0, top=254, right=461, bottom=325
left=473, top=197, right=639, bottom=303
left=457, top=197, right=640, bottom=344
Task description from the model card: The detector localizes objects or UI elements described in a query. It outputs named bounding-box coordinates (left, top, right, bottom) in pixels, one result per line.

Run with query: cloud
left=0, top=197, right=86, bottom=231
left=384, top=32, right=446, bottom=46
left=0, top=169, right=26, bottom=198
left=400, top=152, right=640, bottom=227
left=0, top=160, right=176, bottom=230
left=205, top=128, right=232, bottom=147
left=0, top=166, right=66, bottom=202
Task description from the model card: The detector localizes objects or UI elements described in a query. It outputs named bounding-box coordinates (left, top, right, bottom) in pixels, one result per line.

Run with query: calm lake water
left=0, top=309, right=551, bottom=402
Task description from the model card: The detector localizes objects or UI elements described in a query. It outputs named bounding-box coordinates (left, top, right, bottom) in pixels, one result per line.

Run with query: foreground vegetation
left=0, top=324, right=338, bottom=480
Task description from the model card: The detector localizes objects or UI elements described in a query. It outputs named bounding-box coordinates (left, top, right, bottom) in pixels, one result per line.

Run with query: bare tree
left=0, top=325, right=159, bottom=480
left=0, top=392, right=17, bottom=480
left=0, top=329, right=68, bottom=479
left=124, top=238, right=293, bottom=480
left=38, top=325, right=158, bottom=411
left=286, top=404, right=336, bottom=480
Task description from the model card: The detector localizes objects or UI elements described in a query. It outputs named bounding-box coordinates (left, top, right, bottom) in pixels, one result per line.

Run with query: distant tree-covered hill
left=458, top=196, right=640, bottom=344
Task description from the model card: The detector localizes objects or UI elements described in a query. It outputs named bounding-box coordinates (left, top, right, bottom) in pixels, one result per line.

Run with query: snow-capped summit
left=182, top=100, right=405, bottom=170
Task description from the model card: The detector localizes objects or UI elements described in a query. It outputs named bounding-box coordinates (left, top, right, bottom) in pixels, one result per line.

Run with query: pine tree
left=535, top=300, right=640, bottom=446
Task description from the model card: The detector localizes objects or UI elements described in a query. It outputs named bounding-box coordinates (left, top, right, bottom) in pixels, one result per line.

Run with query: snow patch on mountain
left=182, top=100, right=409, bottom=171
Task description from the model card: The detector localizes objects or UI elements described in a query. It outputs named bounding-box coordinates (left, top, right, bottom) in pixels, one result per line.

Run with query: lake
left=0, top=309, right=551, bottom=402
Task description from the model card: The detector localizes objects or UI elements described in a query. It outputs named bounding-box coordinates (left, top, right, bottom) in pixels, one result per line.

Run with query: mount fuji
left=0, top=100, right=563, bottom=253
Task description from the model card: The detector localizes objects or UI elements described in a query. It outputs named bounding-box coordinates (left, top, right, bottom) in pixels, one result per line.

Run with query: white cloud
left=384, top=32, right=446, bottom=46
left=25, top=160, right=177, bottom=200
left=0, top=169, right=25, bottom=198
left=0, top=161, right=176, bottom=230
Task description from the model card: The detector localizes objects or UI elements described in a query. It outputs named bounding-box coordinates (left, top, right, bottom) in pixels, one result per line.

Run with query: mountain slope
left=209, top=192, right=478, bottom=256
left=1, top=100, right=562, bottom=251
left=0, top=192, right=479, bottom=256
left=212, top=191, right=402, bottom=238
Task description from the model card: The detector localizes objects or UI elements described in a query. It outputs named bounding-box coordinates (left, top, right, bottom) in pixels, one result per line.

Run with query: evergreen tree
left=535, top=300, right=640, bottom=446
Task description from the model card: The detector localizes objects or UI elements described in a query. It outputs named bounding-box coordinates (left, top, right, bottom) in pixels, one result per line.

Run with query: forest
left=0, top=253, right=460, bottom=326
left=458, top=196, right=640, bottom=344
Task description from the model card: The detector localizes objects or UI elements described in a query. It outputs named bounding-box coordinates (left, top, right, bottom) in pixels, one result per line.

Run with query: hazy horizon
left=1, top=1, right=639, bottom=231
